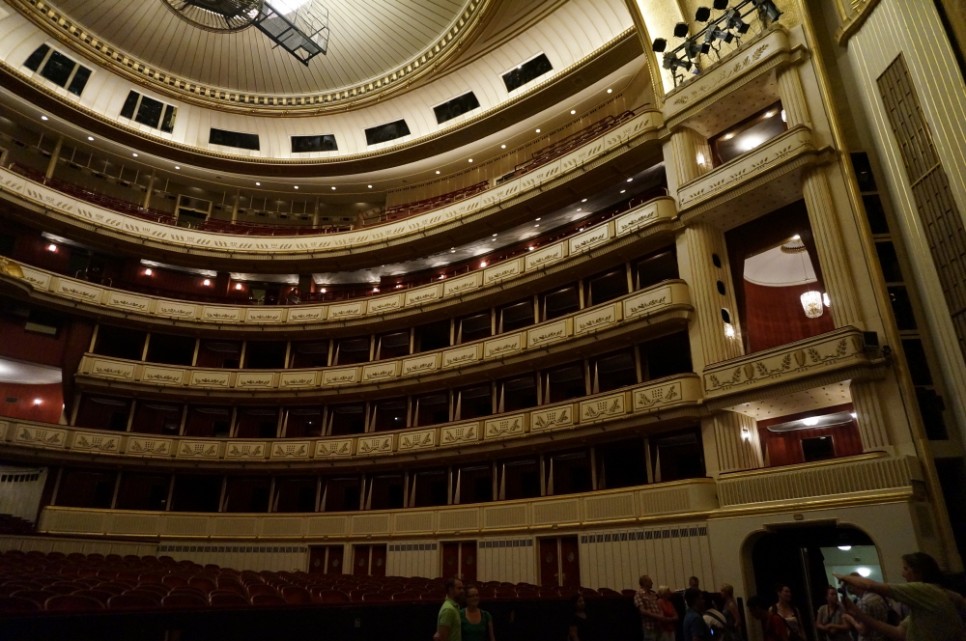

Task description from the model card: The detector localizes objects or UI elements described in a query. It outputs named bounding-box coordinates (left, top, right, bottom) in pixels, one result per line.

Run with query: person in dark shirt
left=682, top=587, right=711, bottom=641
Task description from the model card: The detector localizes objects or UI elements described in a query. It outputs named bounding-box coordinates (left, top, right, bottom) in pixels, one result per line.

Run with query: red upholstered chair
left=251, top=593, right=286, bottom=606
left=281, top=586, right=312, bottom=604
left=161, top=592, right=208, bottom=608
left=188, top=576, right=217, bottom=593
left=313, top=589, right=350, bottom=603
left=108, top=592, right=162, bottom=610
left=208, top=590, right=249, bottom=607
left=45, top=593, right=105, bottom=611
left=0, top=595, right=42, bottom=612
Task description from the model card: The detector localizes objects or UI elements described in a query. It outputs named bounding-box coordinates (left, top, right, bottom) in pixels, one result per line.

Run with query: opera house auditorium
left=0, top=0, right=963, bottom=638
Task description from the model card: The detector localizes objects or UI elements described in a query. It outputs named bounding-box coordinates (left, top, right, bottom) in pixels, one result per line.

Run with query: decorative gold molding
left=9, top=0, right=490, bottom=114
left=0, top=111, right=663, bottom=260
left=5, top=196, right=677, bottom=330
left=0, top=372, right=703, bottom=466
left=72, top=281, right=691, bottom=394
left=835, top=0, right=883, bottom=44
left=703, top=327, right=882, bottom=399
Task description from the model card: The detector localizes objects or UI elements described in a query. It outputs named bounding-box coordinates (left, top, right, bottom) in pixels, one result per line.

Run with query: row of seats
left=497, top=111, right=636, bottom=185
left=0, top=549, right=622, bottom=614
left=380, top=180, right=489, bottom=222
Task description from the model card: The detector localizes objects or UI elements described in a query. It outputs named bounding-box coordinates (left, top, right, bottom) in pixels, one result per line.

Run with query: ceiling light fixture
left=41, top=115, right=49, bottom=121
left=87, top=136, right=94, bottom=141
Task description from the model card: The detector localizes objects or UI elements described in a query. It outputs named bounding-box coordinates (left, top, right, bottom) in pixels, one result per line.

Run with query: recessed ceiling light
left=450, top=248, right=456, bottom=253
left=435, top=170, right=441, bottom=174
left=581, top=198, right=588, bottom=203
left=468, top=158, right=473, bottom=163
left=534, top=224, right=540, bottom=228
left=480, top=261, right=488, bottom=268
left=570, top=109, right=576, bottom=115
left=294, top=185, right=299, bottom=190
left=626, top=177, right=633, bottom=183
left=331, top=186, right=336, bottom=190
left=535, top=128, right=541, bottom=133
left=367, top=185, right=373, bottom=189
left=721, top=132, right=735, bottom=141
left=255, top=182, right=261, bottom=186
left=492, top=233, right=497, bottom=237
left=41, top=115, right=49, bottom=121
left=174, top=165, right=181, bottom=170
left=535, top=217, right=541, bottom=221
left=132, top=153, right=138, bottom=158
left=87, top=136, right=94, bottom=141
left=606, top=88, right=613, bottom=94
left=500, top=144, right=506, bottom=149
left=620, top=189, right=626, bottom=194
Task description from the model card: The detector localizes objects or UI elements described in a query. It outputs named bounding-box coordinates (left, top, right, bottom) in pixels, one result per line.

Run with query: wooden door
left=539, top=536, right=580, bottom=587
left=370, top=544, right=387, bottom=577
left=353, top=545, right=371, bottom=576
left=460, top=541, right=477, bottom=582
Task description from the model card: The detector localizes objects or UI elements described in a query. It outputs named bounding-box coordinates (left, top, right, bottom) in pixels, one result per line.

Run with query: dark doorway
left=750, top=526, right=879, bottom=641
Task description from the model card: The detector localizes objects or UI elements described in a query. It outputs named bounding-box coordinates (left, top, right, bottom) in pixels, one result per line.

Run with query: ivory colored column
left=849, top=380, right=896, bottom=452
left=702, top=411, right=763, bottom=476
left=677, top=223, right=744, bottom=370
left=667, top=127, right=704, bottom=195
left=777, top=65, right=812, bottom=129
left=801, top=167, right=863, bottom=327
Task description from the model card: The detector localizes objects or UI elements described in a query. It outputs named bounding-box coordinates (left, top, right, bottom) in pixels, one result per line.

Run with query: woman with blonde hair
left=656, top=585, right=679, bottom=641
left=719, top=583, right=743, bottom=641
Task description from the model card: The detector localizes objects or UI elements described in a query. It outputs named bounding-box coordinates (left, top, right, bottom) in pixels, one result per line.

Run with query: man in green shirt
left=437, top=577, right=465, bottom=641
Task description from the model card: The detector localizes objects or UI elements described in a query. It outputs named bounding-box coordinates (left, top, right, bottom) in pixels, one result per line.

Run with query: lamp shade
left=800, top=290, right=824, bottom=318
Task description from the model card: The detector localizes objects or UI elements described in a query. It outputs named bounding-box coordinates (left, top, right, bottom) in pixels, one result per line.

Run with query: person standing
left=568, top=593, right=593, bottom=641
left=845, top=572, right=889, bottom=641
left=656, top=585, right=680, bottom=641
left=770, top=584, right=806, bottom=641
left=836, top=552, right=965, bottom=641
left=748, top=595, right=790, bottom=641
left=815, top=586, right=852, bottom=641
left=682, top=587, right=711, bottom=641
left=719, top=583, right=744, bottom=641
left=635, top=575, right=670, bottom=641
left=437, top=577, right=465, bottom=641
left=461, top=585, right=495, bottom=641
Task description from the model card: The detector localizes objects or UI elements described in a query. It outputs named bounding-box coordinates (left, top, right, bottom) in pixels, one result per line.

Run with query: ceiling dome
left=160, top=0, right=264, bottom=32
left=35, top=0, right=486, bottom=99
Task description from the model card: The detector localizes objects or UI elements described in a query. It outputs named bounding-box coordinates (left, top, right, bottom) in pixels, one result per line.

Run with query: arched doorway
left=749, top=525, right=882, bottom=641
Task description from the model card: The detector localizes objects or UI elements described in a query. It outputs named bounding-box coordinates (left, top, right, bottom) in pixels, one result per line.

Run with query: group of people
left=634, top=574, right=743, bottom=641
left=434, top=551, right=964, bottom=641
left=746, top=552, right=965, bottom=641
left=435, top=578, right=496, bottom=641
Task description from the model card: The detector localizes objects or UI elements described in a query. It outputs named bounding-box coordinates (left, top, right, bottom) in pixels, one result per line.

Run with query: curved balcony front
left=3, top=197, right=679, bottom=332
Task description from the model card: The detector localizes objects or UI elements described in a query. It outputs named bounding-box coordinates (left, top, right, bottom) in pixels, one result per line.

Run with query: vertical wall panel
left=478, top=539, right=536, bottom=585
left=386, top=541, right=439, bottom=578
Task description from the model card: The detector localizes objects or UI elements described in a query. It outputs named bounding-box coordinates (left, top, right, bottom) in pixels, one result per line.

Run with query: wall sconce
left=46, top=243, right=58, bottom=252
left=800, top=290, right=824, bottom=318
left=724, top=322, right=736, bottom=338
left=234, top=283, right=244, bottom=291
left=740, top=427, right=751, bottom=441
left=202, top=278, right=211, bottom=287
left=143, top=268, right=153, bottom=276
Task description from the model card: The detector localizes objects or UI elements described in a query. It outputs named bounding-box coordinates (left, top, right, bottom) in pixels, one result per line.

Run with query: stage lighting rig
left=752, top=0, right=782, bottom=25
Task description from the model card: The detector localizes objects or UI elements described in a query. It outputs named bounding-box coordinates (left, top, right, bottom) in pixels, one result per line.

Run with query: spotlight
left=695, top=6, right=712, bottom=22
left=652, top=38, right=668, bottom=53
left=663, top=52, right=692, bottom=87
left=673, top=22, right=689, bottom=38
left=753, top=0, right=782, bottom=24
left=714, top=0, right=728, bottom=9
left=724, top=8, right=750, bottom=34
left=683, top=37, right=710, bottom=61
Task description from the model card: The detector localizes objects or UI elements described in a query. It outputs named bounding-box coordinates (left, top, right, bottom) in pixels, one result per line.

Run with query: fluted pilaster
left=666, top=127, right=705, bottom=194
left=678, top=223, right=744, bottom=370
left=801, top=168, right=863, bottom=326
left=703, top=411, right=763, bottom=476
left=849, top=380, right=894, bottom=451
left=777, top=65, right=812, bottom=129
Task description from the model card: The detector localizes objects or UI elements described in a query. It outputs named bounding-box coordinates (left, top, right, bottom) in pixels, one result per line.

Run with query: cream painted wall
left=844, top=0, right=966, bottom=450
